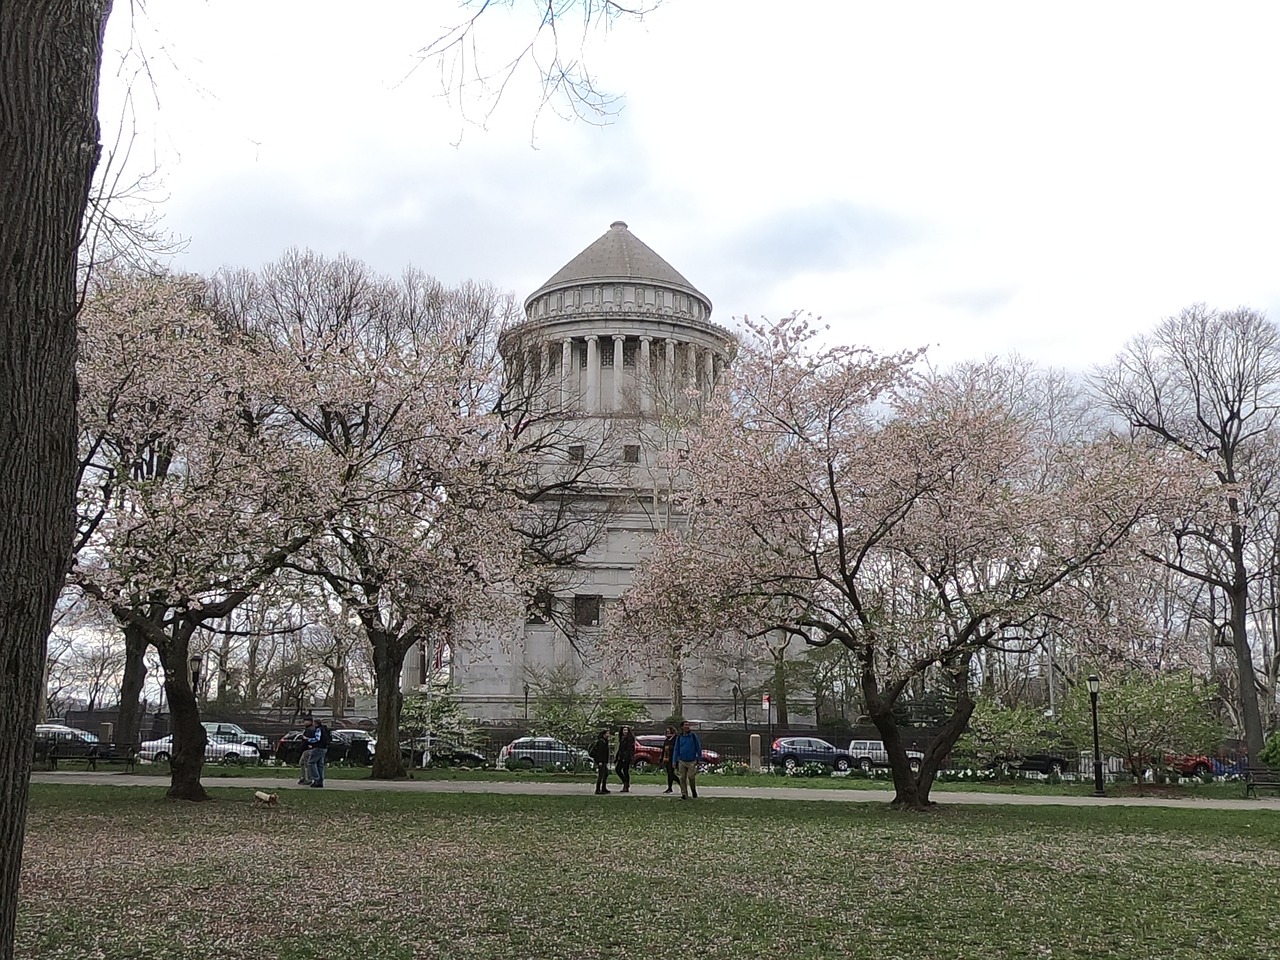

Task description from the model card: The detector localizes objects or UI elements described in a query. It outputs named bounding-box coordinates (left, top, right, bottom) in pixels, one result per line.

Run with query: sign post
left=763, top=693, right=772, bottom=756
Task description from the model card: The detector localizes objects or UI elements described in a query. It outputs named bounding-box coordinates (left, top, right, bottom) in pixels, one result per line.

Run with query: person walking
left=589, top=730, right=611, bottom=794
left=660, top=725, right=678, bottom=794
left=615, top=725, right=636, bottom=793
left=673, top=720, right=702, bottom=799
left=297, top=717, right=315, bottom=785
left=308, top=718, right=331, bottom=788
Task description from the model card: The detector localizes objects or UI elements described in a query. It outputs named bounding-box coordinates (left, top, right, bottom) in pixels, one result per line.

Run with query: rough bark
left=114, top=623, right=149, bottom=747
left=863, top=658, right=976, bottom=811
left=0, top=3, right=113, bottom=957
left=370, top=636, right=410, bottom=779
left=1228, top=538, right=1265, bottom=762
left=157, top=641, right=210, bottom=801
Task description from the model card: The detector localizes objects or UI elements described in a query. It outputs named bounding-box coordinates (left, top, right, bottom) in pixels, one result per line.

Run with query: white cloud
left=99, top=1, right=1280, bottom=373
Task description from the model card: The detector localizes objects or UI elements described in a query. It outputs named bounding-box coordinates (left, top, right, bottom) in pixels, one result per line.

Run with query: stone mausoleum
left=404, top=221, right=795, bottom=722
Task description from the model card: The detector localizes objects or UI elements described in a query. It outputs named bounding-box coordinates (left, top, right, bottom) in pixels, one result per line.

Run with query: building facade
left=405, top=222, right=793, bottom=722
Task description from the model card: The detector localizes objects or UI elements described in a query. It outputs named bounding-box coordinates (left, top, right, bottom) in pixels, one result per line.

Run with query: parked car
left=847, top=739, right=924, bottom=773
left=33, top=725, right=102, bottom=762
left=497, top=736, right=591, bottom=770
left=201, top=721, right=271, bottom=756
left=400, top=738, right=487, bottom=767
left=35, top=723, right=99, bottom=744
left=140, top=734, right=262, bottom=765
left=631, top=735, right=723, bottom=770
left=992, top=753, right=1074, bottom=775
left=1165, top=754, right=1215, bottom=779
left=274, top=731, right=357, bottom=765
left=334, top=729, right=377, bottom=758
left=771, top=737, right=854, bottom=772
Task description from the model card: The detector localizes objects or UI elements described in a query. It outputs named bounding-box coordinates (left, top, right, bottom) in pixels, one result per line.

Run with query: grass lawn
left=92, top=758, right=1254, bottom=801
left=17, top=785, right=1279, bottom=960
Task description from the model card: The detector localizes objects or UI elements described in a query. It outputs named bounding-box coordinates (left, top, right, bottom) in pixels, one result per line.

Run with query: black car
left=275, top=731, right=366, bottom=765
left=993, top=753, right=1074, bottom=775
left=400, top=738, right=487, bottom=767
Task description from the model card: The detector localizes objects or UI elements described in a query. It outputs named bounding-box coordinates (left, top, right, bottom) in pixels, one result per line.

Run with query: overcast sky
left=100, top=1, right=1280, bottom=370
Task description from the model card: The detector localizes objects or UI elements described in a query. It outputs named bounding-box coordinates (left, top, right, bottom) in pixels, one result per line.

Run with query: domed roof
left=525, top=221, right=710, bottom=310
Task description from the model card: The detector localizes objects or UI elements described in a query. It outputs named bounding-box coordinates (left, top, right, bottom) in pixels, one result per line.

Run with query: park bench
left=84, top=744, right=138, bottom=772
left=36, top=740, right=137, bottom=773
left=1243, top=766, right=1280, bottom=799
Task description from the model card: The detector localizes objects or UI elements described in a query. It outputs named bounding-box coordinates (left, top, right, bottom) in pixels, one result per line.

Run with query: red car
left=631, top=735, right=721, bottom=770
left=1165, top=753, right=1215, bottom=778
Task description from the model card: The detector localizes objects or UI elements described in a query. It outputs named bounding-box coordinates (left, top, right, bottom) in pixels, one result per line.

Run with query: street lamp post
left=189, top=654, right=203, bottom=701
left=1088, top=674, right=1105, bottom=797
left=523, top=682, right=530, bottom=722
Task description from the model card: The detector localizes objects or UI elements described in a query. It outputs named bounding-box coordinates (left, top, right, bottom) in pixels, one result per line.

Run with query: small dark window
left=568, top=445, right=585, bottom=463
left=526, top=590, right=554, bottom=624
left=574, top=595, right=601, bottom=627
left=623, top=444, right=640, bottom=464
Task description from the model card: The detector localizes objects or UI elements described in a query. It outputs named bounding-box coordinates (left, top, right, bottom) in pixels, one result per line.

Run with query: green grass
left=69, top=758, right=1254, bottom=800
left=17, top=784, right=1280, bottom=959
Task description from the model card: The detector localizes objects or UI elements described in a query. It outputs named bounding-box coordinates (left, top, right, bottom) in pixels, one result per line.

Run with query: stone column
left=664, top=338, right=677, bottom=400
left=561, top=338, right=573, bottom=408
left=687, top=342, right=699, bottom=391
left=612, top=335, right=625, bottom=410
left=586, top=335, right=600, bottom=412
left=639, top=336, right=653, bottom=413
left=704, top=348, right=716, bottom=395
left=541, top=342, right=553, bottom=409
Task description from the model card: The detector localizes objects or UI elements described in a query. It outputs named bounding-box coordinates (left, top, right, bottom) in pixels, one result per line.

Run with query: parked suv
left=847, top=739, right=924, bottom=773
left=771, top=737, right=853, bottom=772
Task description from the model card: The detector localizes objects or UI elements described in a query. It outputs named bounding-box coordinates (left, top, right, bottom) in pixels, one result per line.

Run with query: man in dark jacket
left=614, top=725, right=636, bottom=793
left=589, top=730, right=611, bottom=794
left=308, top=719, right=331, bottom=788
left=672, top=720, right=702, bottom=799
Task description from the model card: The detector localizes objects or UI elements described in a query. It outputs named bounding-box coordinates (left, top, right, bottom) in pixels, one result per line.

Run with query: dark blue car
left=770, top=737, right=853, bottom=772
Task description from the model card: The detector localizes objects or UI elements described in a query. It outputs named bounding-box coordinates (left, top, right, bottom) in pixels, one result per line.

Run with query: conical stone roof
left=524, top=221, right=710, bottom=312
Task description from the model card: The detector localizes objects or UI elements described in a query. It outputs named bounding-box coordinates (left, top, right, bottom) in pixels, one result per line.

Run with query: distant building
left=404, top=221, right=804, bottom=723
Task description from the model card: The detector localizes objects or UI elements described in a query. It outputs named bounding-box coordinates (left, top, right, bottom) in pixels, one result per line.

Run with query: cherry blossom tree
left=208, top=252, right=540, bottom=778
left=620, top=317, right=1201, bottom=809
left=74, top=270, right=324, bottom=800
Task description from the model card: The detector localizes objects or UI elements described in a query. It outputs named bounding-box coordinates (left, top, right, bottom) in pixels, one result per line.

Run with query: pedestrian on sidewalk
left=308, top=718, right=331, bottom=788
left=615, top=725, right=636, bottom=793
left=660, top=725, right=678, bottom=793
left=589, top=731, right=611, bottom=794
left=298, top=716, right=315, bottom=785
left=673, top=720, right=702, bottom=800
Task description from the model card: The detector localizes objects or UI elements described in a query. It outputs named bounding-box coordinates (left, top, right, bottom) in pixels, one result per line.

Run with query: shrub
left=1260, top=732, right=1280, bottom=767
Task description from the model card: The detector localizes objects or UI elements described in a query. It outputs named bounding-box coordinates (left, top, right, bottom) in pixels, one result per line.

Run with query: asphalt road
left=28, top=771, right=1280, bottom=811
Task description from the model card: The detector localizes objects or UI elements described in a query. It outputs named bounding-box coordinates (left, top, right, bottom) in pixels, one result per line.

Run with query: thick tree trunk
left=863, top=662, right=976, bottom=811
left=0, top=3, right=112, bottom=957
left=1228, top=546, right=1265, bottom=762
left=370, top=637, right=409, bottom=779
left=671, top=659, right=684, bottom=720
left=157, top=642, right=210, bottom=801
left=115, top=623, right=149, bottom=746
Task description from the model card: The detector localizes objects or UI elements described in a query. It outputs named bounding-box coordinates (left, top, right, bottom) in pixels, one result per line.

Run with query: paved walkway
left=29, top=771, right=1279, bottom=811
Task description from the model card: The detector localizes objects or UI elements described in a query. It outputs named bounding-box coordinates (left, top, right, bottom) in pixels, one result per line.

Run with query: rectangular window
left=623, top=444, right=640, bottom=464
left=568, top=445, right=585, bottom=463
left=574, top=595, right=601, bottom=627
left=526, top=590, right=554, bottom=624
